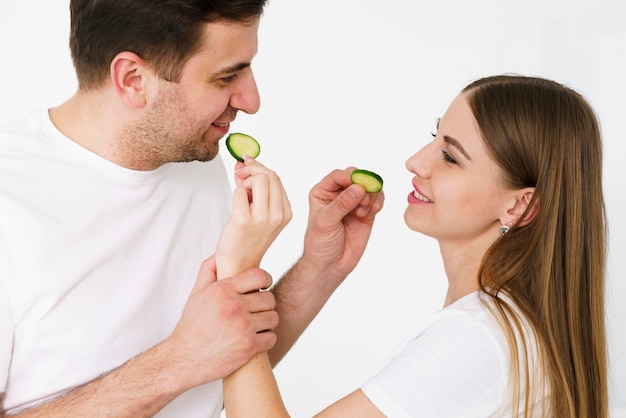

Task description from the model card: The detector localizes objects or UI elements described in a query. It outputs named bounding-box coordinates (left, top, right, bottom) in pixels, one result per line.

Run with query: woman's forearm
left=223, top=352, right=289, bottom=418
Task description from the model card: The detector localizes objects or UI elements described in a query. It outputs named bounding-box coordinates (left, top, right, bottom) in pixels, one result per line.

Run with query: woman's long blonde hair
left=464, top=75, right=608, bottom=417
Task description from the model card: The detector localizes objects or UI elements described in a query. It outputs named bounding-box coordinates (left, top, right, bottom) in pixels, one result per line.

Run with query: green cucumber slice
left=350, top=169, right=383, bottom=192
left=225, top=132, right=261, bottom=162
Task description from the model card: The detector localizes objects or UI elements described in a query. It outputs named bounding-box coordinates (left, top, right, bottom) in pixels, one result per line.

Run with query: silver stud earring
left=499, top=225, right=510, bottom=235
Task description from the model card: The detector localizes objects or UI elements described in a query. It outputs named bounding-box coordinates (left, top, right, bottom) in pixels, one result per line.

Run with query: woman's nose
left=406, top=143, right=434, bottom=179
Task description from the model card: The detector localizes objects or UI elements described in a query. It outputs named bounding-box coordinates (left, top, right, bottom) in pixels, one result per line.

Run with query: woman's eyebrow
left=443, top=135, right=471, bottom=161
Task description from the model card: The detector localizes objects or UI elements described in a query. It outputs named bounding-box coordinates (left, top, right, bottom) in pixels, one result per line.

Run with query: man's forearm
left=268, top=257, right=344, bottom=366
left=2, top=340, right=185, bottom=418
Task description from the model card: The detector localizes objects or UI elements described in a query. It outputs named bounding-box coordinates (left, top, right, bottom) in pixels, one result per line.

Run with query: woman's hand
left=216, top=156, right=292, bottom=279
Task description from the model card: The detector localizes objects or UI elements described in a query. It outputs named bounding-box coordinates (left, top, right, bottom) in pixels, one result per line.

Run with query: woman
left=216, top=75, right=608, bottom=417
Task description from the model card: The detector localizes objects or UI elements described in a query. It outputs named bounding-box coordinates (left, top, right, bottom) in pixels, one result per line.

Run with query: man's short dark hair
left=69, top=0, right=267, bottom=90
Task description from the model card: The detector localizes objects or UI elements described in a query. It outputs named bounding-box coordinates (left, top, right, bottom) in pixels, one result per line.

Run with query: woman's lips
left=412, top=189, right=433, bottom=202
left=409, top=183, right=433, bottom=203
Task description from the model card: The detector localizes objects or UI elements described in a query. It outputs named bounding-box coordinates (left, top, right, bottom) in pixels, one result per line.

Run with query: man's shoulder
left=0, top=110, right=49, bottom=151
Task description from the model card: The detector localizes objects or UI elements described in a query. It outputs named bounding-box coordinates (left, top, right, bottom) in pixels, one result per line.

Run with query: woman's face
left=404, top=93, right=515, bottom=247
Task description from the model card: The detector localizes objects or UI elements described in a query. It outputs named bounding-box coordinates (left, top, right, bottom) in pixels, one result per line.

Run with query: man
left=0, top=1, right=384, bottom=416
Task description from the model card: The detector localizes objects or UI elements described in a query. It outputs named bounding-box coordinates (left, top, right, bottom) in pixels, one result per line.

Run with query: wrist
left=277, top=256, right=342, bottom=305
left=215, top=251, right=260, bottom=281
left=296, top=252, right=347, bottom=293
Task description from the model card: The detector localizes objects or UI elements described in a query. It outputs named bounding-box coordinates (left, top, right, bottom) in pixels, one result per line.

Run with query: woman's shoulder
left=426, top=291, right=504, bottom=337
left=361, top=292, right=513, bottom=417
left=384, top=292, right=512, bottom=373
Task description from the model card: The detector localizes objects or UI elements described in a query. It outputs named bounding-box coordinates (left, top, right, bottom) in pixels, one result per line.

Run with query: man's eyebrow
left=443, top=135, right=471, bottom=161
left=210, top=62, right=251, bottom=78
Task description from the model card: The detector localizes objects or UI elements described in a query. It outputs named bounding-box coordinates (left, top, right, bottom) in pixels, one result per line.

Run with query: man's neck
left=49, top=90, right=130, bottom=168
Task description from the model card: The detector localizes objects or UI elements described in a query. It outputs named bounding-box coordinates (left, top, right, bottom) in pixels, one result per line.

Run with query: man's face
left=121, top=19, right=261, bottom=170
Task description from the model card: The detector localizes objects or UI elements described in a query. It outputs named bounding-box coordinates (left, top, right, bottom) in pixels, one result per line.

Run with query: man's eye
left=441, top=150, right=458, bottom=164
left=221, top=74, right=238, bottom=83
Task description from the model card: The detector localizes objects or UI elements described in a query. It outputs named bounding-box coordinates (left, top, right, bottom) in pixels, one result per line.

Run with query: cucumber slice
left=225, top=132, right=261, bottom=162
left=350, top=169, right=383, bottom=192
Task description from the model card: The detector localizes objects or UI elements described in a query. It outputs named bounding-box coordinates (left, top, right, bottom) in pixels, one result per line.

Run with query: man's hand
left=0, top=258, right=279, bottom=418
left=268, top=167, right=384, bottom=364
left=165, top=257, right=279, bottom=392
left=302, top=166, right=385, bottom=283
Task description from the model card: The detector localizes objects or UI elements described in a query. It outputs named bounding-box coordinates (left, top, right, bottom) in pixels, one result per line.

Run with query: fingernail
left=348, top=186, right=360, bottom=200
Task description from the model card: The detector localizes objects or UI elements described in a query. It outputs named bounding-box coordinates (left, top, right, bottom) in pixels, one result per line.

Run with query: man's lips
left=212, top=121, right=231, bottom=137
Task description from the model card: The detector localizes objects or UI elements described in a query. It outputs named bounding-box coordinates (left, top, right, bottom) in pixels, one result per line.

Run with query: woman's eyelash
left=441, top=150, right=458, bottom=164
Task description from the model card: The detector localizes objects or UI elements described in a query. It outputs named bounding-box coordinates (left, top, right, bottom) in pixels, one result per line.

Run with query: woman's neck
left=439, top=240, right=488, bottom=307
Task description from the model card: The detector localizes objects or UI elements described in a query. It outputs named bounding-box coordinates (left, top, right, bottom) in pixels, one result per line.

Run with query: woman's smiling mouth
left=413, top=190, right=433, bottom=203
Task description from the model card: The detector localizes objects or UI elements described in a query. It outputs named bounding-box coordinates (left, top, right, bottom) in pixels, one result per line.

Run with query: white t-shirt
left=0, top=110, right=233, bottom=417
left=361, top=291, right=548, bottom=417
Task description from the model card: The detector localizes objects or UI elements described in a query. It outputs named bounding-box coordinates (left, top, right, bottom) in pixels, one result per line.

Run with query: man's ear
left=503, top=187, right=538, bottom=228
left=110, top=51, right=149, bottom=109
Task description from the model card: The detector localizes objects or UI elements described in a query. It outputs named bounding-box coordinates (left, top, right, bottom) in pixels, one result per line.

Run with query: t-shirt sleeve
left=0, top=284, right=13, bottom=392
left=361, top=311, right=509, bottom=418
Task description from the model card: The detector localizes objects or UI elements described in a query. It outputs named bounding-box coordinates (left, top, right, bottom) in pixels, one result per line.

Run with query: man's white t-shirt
left=0, top=110, right=233, bottom=416
left=361, top=291, right=548, bottom=417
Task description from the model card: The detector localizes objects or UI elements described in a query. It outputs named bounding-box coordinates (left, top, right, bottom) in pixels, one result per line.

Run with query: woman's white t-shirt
left=361, top=291, right=548, bottom=417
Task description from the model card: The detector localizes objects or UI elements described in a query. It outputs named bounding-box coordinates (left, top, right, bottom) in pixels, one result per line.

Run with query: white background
left=1, top=1, right=624, bottom=417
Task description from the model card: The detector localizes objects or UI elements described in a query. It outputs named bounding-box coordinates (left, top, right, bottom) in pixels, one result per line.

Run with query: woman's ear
left=110, top=51, right=148, bottom=109
left=503, top=187, right=538, bottom=228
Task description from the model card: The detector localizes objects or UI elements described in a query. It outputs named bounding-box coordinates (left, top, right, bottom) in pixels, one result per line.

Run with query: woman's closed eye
left=441, top=149, right=458, bottom=164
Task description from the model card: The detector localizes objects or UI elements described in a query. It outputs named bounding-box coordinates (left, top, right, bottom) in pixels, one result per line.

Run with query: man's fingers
left=355, top=189, right=385, bottom=218
left=192, top=256, right=218, bottom=292
left=245, top=289, right=277, bottom=313
left=255, top=329, right=278, bottom=352
left=222, top=268, right=274, bottom=295
left=252, top=309, right=280, bottom=333
left=312, top=168, right=354, bottom=196
left=319, top=184, right=366, bottom=224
